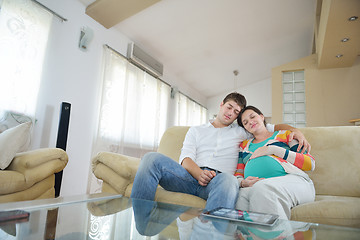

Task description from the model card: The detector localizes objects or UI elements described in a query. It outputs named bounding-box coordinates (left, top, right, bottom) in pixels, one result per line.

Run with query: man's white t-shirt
left=179, top=121, right=274, bottom=174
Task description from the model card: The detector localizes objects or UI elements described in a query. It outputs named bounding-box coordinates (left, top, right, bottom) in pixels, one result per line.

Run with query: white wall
left=207, top=78, right=272, bottom=121
left=32, top=0, right=205, bottom=197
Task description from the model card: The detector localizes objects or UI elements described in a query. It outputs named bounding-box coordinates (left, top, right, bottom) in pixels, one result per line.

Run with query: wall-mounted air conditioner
left=127, top=43, right=163, bottom=77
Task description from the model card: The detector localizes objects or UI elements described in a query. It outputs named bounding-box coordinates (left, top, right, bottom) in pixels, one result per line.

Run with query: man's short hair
left=223, top=92, right=247, bottom=109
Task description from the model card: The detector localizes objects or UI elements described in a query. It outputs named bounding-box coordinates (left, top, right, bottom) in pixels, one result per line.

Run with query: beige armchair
left=92, top=126, right=360, bottom=228
left=0, top=148, right=68, bottom=203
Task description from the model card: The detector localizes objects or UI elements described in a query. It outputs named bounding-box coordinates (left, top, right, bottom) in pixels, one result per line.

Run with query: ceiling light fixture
left=336, top=54, right=343, bottom=58
left=341, top=38, right=350, bottom=42
left=348, top=16, right=358, bottom=21
left=233, top=70, right=239, bottom=90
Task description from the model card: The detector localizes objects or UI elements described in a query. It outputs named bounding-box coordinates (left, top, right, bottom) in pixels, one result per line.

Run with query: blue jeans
left=130, top=152, right=239, bottom=210
left=132, top=198, right=190, bottom=236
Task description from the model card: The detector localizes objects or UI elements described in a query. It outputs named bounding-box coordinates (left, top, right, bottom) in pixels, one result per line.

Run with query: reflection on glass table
left=0, top=194, right=359, bottom=240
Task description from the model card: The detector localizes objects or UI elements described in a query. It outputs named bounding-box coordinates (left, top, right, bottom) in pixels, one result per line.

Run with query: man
left=131, top=92, right=309, bottom=210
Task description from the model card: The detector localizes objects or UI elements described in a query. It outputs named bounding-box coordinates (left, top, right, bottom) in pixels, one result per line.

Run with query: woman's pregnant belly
left=244, top=156, right=287, bottom=179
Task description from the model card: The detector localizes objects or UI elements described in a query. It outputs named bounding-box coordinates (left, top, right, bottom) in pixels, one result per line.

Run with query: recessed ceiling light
left=341, top=38, right=350, bottom=42
left=336, top=54, right=343, bottom=58
left=348, top=16, right=358, bottom=21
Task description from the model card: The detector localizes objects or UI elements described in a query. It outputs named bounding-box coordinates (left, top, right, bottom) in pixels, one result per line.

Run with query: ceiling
left=79, top=0, right=360, bottom=99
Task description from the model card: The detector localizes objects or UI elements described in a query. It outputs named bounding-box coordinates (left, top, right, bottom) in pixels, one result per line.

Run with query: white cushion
left=0, top=110, right=33, bottom=133
left=0, top=122, right=32, bottom=170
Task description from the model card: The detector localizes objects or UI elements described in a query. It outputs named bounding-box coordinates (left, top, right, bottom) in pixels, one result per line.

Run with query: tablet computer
left=201, top=207, right=279, bottom=226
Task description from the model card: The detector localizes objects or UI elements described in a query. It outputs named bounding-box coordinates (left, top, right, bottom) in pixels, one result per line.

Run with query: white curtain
left=94, top=46, right=171, bottom=158
left=174, top=92, right=207, bottom=126
left=0, top=0, right=52, bottom=118
left=88, top=47, right=208, bottom=194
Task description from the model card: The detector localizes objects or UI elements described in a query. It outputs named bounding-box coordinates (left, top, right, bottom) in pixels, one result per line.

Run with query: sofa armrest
left=9, top=148, right=68, bottom=169
left=7, top=148, right=68, bottom=183
left=92, top=152, right=140, bottom=180
left=92, top=152, right=140, bottom=195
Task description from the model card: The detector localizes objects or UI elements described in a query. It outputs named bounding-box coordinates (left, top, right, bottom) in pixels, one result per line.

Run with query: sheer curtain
left=88, top=47, right=208, bottom=194
left=0, top=0, right=52, bottom=118
left=89, top=46, right=170, bottom=193
left=94, top=46, right=171, bottom=158
left=174, top=92, right=207, bottom=126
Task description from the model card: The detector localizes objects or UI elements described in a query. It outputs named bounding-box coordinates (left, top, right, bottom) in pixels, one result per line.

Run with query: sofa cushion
left=291, top=195, right=360, bottom=228
left=157, top=126, right=190, bottom=161
left=0, top=122, right=31, bottom=170
left=301, top=126, right=360, bottom=197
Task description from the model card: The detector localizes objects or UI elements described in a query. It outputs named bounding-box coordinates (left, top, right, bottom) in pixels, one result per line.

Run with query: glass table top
left=0, top=193, right=359, bottom=240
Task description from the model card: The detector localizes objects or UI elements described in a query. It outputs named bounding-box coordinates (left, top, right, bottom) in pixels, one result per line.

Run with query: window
left=94, top=46, right=171, bottom=158
left=0, top=0, right=52, bottom=117
left=174, top=92, right=207, bottom=126
left=89, top=46, right=208, bottom=194
left=282, top=70, right=306, bottom=128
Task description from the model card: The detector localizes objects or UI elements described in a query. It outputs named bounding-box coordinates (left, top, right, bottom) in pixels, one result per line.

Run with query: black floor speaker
left=55, top=102, right=71, bottom=197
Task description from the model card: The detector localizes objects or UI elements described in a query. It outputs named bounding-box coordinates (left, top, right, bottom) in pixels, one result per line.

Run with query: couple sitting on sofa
left=131, top=92, right=315, bottom=219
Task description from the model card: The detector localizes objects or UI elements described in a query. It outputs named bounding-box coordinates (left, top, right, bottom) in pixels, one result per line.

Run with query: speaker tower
left=55, top=102, right=71, bottom=197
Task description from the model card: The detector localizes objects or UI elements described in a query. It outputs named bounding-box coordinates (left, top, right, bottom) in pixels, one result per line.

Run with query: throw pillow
left=0, top=122, right=32, bottom=170
left=0, top=110, right=33, bottom=133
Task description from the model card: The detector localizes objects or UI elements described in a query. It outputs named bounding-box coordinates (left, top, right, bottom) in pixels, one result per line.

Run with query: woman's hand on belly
left=241, top=176, right=264, bottom=188
left=250, top=146, right=269, bottom=159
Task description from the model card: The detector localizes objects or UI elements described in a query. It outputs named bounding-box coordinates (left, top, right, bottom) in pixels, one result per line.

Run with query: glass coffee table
left=0, top=193, right=359, bottom=239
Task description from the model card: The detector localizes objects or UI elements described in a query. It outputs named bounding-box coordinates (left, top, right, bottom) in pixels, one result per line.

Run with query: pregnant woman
left=235, top=106, right=315, bottom=219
